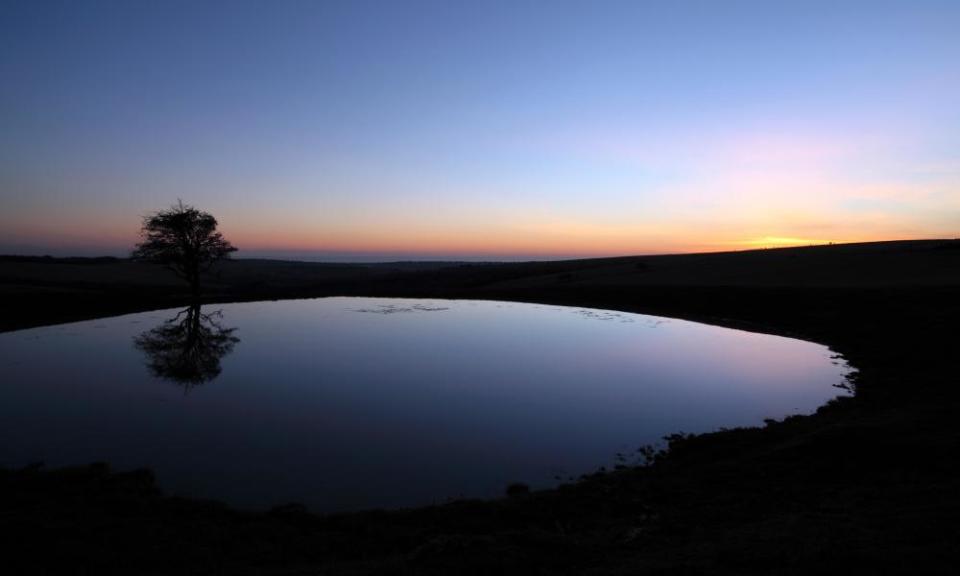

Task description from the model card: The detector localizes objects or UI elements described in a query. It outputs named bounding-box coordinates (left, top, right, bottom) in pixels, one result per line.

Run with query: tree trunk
left=189, top=266, right=201, bottom=298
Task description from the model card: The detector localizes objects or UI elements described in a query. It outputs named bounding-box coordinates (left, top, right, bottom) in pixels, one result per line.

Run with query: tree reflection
left=134, top=304, right=239, bottom=390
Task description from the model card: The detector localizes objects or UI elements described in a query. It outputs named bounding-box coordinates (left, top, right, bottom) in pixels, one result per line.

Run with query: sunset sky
left=1, top=0, right=958, bottom=260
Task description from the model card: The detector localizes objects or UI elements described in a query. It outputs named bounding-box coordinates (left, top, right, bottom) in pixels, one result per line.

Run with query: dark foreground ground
left=2, top=239, right=959, bottom=574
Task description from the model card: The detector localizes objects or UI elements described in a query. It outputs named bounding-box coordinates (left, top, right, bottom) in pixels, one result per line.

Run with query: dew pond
left=0, top=297, right=849, bottom=512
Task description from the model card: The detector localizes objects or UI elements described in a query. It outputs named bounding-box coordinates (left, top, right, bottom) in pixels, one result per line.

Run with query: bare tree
left=132, top=200, right=237, bottom=296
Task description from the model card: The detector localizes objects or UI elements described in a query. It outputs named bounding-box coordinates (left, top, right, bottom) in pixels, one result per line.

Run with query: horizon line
left=2, top=238, right=955, bottom=265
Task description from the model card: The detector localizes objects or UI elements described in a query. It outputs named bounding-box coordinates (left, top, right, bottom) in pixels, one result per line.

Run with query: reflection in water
left=1, top=297, right=849, bottom=511
left=133, top=304, right=239, bottom=389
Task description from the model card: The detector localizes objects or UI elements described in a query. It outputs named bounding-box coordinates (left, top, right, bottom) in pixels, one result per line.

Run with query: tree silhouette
left=133, top=304, right=240, bottom=391
left=132, top=200, right=237, bottom=297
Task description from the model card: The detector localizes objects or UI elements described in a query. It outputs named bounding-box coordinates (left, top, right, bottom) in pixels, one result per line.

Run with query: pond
left=0, top=297, right=849, bottom=512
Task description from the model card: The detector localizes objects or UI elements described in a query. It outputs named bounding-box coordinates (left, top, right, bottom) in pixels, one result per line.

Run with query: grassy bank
left=2, top=240, right=959, bottom=574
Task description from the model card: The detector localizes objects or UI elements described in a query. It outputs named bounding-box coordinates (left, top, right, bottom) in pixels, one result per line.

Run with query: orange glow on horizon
left=1, top=195, right=950, bottom=259
left=735, top=236, right=834, bottom=248
left=223, top=228, right=922, bottom=259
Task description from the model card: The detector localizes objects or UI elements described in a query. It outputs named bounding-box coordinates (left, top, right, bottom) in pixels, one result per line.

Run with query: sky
left=1, top=0, right=958, bottom=261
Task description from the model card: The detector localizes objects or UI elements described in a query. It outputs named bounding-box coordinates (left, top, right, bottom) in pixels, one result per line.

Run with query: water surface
left=0, top=297, right=848, bottom=511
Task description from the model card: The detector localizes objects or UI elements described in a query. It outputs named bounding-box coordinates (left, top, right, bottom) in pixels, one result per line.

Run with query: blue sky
left=1, top=0, right=958, bottom=259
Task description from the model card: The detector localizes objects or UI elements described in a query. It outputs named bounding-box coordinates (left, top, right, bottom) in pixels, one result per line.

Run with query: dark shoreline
left=3, top=240, right=959, bottom=574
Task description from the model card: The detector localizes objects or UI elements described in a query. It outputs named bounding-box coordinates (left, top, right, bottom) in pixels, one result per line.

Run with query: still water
left=0, top=297, right=849, bottom=512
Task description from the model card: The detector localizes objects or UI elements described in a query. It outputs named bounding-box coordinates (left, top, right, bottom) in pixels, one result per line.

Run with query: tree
left=132, top=201, right=237, bottom=296
left=134, top=304, right=240, bottom=391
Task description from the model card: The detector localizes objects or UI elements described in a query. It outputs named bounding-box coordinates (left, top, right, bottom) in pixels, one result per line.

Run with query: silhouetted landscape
left=3, top=239, right=959, bottom=574
left=4, top=2, right=959, bottom=574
